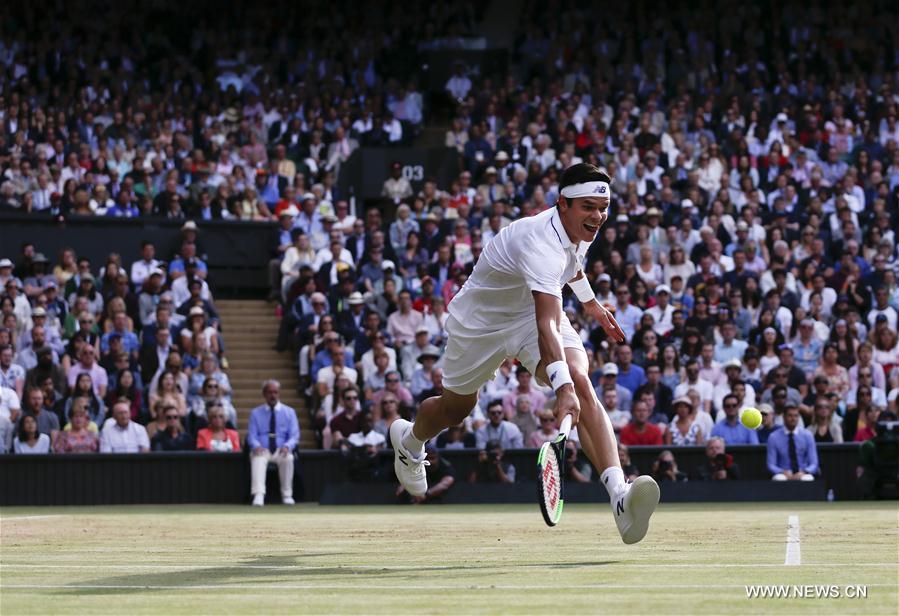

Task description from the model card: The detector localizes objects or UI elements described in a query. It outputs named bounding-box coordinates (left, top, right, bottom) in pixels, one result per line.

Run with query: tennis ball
left=741, top=407, right=762, bottom=430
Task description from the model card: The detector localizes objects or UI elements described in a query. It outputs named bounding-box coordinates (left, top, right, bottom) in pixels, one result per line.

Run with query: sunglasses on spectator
left=540, top=417, right=554, bottom=423
left=383, top=399, right=398, bottom=405
left=489, top=410, right=504, bottom=416
left=386, top=378, right=399, bottom=383
left=344, top=395, right=359, bottom=401
left=165, top=414, right=179, bottom=420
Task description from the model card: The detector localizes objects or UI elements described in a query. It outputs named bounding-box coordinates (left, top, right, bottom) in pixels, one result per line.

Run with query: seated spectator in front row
left=196, top=405, right=241, bottom=452
left=695, top=436, right=740, bottom=480
left=52, top=403, right=100, bottom=453
left=150, top=410, right=194, bottom=451
left=100, top=399, right=150, bottom=453
left=397, top=445, right=456, bottom=504
left=651, top=450, right=688, bottom=483
left=13, top=414, right=51, bottom=454
left=470, top=440, right=515, bottom=483
left=766, top=407, right=819, bottom=481
left=329, top=386, right=362, bottom=450
left=247, top=380, right=300, bottom=507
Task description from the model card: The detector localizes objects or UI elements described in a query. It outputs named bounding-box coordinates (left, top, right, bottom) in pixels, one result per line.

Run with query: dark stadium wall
left=0, top=445, right=867, bottom=506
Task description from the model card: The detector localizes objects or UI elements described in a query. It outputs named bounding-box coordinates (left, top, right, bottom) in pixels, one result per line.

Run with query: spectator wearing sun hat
left=646, top=285, right=675, bottom=336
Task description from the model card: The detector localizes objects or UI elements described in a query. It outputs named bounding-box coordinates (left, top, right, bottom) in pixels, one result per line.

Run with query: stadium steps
left=217, top=299, right=316, bottom=449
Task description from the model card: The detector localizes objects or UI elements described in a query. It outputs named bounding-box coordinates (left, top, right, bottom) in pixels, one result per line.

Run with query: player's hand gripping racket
left=537, top=413, right=573, bottom=527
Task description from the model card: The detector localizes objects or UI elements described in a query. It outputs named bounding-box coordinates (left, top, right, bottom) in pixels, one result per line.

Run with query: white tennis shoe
left=389, top=419, right=429, bottom=497
left=612, top=475, right=660, bottom=544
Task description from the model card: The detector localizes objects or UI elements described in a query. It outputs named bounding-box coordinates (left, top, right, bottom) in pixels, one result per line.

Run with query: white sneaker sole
left=390, top=419, right=427, bottom=497
left=620, top=476, right=660, bottom=545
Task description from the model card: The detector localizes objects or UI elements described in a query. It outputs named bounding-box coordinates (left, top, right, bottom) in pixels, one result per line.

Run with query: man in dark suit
left=345, top=219, right=369, bottom=265
left=428, top=243, right=456, bottom=290
left=139, top=327, right=175, bottom=384
left=336, top=292, right=369, bottom=344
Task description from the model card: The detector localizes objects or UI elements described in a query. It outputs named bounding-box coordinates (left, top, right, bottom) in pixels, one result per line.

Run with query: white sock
left=401, top=424, right=426, bottom=454
left=600, top=467, right=626, bottom=500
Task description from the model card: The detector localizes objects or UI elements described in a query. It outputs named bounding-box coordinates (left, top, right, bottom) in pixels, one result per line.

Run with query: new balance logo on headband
left=595, top=184, right=607, bottom=194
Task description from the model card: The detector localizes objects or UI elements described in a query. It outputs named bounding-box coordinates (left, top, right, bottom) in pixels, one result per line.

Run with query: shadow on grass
left=52, top=555, right=621, bottom=596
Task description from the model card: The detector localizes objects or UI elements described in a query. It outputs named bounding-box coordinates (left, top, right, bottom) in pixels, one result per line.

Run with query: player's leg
left=563, top=347, right=660, bottom=545
left=391, top=315, right=506, bottom=496
left=390, top=389, right=480, bottom=497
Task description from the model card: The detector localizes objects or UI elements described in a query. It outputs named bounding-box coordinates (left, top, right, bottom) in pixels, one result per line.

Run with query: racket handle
left=559, top=413, right=573, bottom=437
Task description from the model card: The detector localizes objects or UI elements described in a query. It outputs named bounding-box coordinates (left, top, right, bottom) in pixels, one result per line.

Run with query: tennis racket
left=536, top=413, right=573, bottom=527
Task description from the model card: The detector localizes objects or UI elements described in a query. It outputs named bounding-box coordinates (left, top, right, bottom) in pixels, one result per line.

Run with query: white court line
left=785, top=514, right=801, bottom=566
left=0, top=515, right=61, bottom=521
left=3, top=583, right=894, bottom=592
left=1, top=563, right=895, bottom=571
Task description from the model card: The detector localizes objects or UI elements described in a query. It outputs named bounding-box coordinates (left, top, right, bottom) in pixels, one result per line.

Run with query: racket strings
left=541, top=451, right=562, bottom=513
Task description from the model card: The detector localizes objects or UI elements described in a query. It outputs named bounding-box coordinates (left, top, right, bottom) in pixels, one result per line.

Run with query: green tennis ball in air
left=741, top=407, right=762, bottom=430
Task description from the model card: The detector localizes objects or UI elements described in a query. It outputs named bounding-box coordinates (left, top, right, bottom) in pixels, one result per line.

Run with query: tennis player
left=391, top=163, right=659, bottom=544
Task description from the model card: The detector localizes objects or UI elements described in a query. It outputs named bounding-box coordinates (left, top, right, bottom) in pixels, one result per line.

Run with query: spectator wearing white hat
left=594, top=362, right=633, bottom=414
left=646, top=285, right=675, bottom=337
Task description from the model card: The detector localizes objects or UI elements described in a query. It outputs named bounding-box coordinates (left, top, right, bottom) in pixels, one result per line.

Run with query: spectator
left=619, top=400, right=664, bottom=446
left=528, top=411, right=560, bottom=448
left=18, top=386, right=59, bottom=437
left=755, top=404, right=778, bottom=444
left=614, top=344, right=647, bottom=395
left=386, top=290, right=423, bottom=349
left=470, top=440, right=515, bottom=484
left=475, top=400, right=524, bottom=450
left=64, top=373, right=106, bottom=426
left=150, top=410, right=194, bottom=451
left=100, top=399, right=150, bottom=453
left=51, top=402, right=100, bottom=453
left=66, top=346, right=108, bottom=399
left=508, top=394, right=539, bottom=444
left=809, top=399, right=844, bottom=444
left=618, top=443, right=639, bottom=482
left=13, top=414, right=51, bottom=454
left=247, top=380, right=300, bottom=507
left=0, top=344, right=26, bottom=400
left=601, top=388, right=631, bottom=433
left=766, top=407, right=819, bottom=481
left=329, top=386, right=363, bottom=450
left=0, top=382, right=21, bottom=424
left=501, top=367, right=548, bottom=418
left=711, top=394, right=760, bottom=445
left=398, top=445, right=456, bottom=504
left=196, top=405, right=241, bottom=452
left=695, top=437, right=741, bottom=481
left=651, top=450, right=687, bottom=483
left=594, top=362, right=633, bottom=412
left=409, top=345, right=440, bottom=399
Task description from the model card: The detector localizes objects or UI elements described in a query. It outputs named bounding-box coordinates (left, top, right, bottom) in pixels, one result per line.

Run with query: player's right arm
left=533, top=291, right=580, bottom=426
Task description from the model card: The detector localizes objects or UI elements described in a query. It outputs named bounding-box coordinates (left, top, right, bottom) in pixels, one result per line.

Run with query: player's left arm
left=567, top=270, right=625, bottom=343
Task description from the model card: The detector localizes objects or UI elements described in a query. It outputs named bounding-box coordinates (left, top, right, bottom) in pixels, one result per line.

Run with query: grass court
left=1, top=502, right=896, bottom=614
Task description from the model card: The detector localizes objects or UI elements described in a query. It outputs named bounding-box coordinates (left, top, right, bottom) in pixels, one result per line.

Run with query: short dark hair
left=487, top=399, right=504, bottom=412
left=559, top=163, right=610, bottom=191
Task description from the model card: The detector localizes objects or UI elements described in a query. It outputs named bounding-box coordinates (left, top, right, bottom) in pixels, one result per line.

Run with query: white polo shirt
left=0, top=387, right=20, bottom=421
left=449, top=207, right=588, bottom=329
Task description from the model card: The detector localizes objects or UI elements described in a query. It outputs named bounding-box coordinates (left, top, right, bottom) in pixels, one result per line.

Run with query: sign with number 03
left=402, top=165, right=424, bottom=181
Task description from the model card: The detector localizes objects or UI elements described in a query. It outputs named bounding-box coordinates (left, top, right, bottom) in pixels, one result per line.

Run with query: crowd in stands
left=0, top=229, right=235, bottom=454
left=3, top=1, right=899, bottom=486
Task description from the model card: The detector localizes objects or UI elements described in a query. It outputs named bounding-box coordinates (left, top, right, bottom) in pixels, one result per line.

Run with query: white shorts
left=441, top=312, right=585, bottom=395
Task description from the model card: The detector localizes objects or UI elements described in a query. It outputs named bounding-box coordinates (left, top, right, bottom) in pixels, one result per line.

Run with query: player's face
left=560, top=195, right=609, bottom=243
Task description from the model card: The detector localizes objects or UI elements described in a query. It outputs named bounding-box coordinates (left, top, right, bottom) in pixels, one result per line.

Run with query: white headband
left=560, top=181, right=610, bottom=200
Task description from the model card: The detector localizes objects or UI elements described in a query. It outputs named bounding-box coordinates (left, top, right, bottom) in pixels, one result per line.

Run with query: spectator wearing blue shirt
left=247, top=380, right=300, bottom=507
left=100, top=312, right=141, bottom=358
left=713, top=321, right=749, bottom=364
left=711, top=394, right=760, bottom=445
left=106, top=191, right=140, bottom=217
left=766, top=407, right=818, bottom=481
left=613, top=286, right=644, bottom=342
left=793, top=319, right=823, bottom=377
left=168, top=243, right=208, bottom=280
left=615, top=344, right=647, bottom=395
